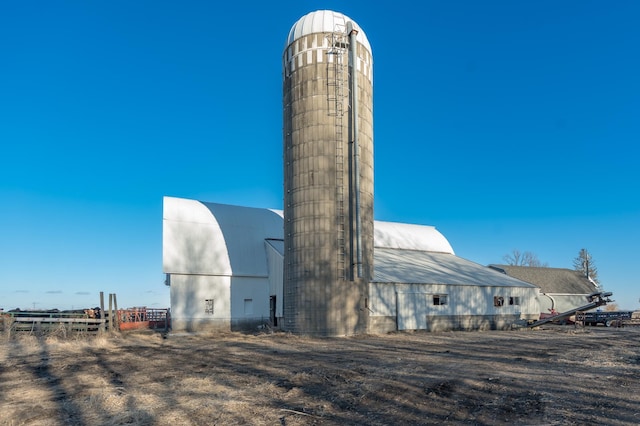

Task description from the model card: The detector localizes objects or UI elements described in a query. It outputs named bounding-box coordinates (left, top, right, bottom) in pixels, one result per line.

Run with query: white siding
left=230, top=277, right=270, bottom=322
left=397, top=292, right=428, bottom=330
left=169, top=274, right=231, bottom=322
left=371, top=282, right=540, bottom=330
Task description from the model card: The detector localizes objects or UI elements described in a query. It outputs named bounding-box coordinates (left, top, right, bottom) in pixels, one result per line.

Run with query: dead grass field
left=1, top=326, right=639, bottom=425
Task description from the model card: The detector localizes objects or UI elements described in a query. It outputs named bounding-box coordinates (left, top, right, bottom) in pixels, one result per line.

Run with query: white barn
left=163, top=196, right=540, bottom=333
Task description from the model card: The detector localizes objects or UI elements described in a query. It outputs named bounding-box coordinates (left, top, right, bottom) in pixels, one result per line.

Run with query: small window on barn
left=494, top=296, right=504, bottom=307
left=509, top=296, right=521, bottom=306
left=205, top=299, right=214, bottom=315
left=433, top=294, right=448, bottom=305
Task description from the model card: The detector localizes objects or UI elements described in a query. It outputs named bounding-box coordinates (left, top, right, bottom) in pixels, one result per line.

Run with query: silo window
left=205, top=299, right=215, bottom=315
left=509, top=297, right=521, bottom=306
left=433, top=295, right=447, bottom=306
left=494, top=296, right=505, bottom=307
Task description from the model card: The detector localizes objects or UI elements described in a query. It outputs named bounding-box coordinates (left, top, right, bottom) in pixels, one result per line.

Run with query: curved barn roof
left=163, top=197, right=535, bottom=289
left=374, top=221, right=454, bottom=254
left=163, top=197, right=456, bottom=276
left=162, top=197, right=283, bottom=276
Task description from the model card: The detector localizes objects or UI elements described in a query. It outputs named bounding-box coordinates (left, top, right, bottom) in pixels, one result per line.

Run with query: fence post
left=100, top=292, right=106, bottom=333
left=113, top=293, right=119, bottom=331
left=108, top=293, right=114, bottom=332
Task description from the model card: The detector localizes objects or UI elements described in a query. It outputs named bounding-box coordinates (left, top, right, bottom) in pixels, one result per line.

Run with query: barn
left=162, top=196, right=540, bottom=333
left=489, top=265, right=600, bottom=315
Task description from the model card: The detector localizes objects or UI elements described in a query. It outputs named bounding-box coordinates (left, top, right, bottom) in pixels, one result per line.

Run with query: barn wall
left=169, top=274, right=231, bottom=332
left=229, top=276, right=271, bottom=331
left=368, top=282, right=539, bottom=332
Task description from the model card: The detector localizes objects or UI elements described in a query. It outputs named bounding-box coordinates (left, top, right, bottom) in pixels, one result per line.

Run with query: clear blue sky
left=1, top=1, right=638, bottom=311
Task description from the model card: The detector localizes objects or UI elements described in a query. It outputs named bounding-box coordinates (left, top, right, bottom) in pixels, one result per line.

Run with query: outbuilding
left=489, top=265, right=600, bottom=315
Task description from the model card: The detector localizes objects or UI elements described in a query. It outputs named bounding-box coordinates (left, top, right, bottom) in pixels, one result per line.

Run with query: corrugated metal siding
left=397, top=292, right=428, bottom=330
left=201, top=202, right=283, bottom=277
left=371, top=282, right=540, bottom=330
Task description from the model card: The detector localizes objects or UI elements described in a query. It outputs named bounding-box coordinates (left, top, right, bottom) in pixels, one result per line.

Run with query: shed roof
left=489, top=265, right=598, bottom=294
left=375, top=249, right=537, bottom=288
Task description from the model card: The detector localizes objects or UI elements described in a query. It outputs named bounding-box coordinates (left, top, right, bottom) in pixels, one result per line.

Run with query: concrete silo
left=282, top=10, right=374, bottom=335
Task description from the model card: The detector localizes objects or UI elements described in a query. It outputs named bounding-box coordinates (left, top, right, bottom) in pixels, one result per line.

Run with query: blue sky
left=1, top=1, right=638, bottom=311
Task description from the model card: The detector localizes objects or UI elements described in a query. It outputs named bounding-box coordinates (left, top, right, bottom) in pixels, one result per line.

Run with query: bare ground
left=1, top=326, right=639, bottom=425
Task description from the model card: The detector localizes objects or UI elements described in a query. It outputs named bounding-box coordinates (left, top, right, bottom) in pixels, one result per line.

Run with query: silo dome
left=286, top=10, right=372, bottom=54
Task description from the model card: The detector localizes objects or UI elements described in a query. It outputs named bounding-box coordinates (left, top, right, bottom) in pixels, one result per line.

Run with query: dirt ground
left=1, top=325, right=639, bottom=426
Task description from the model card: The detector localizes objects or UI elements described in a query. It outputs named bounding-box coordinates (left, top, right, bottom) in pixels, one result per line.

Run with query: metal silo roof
left=286, top=10, right=372, bottom=53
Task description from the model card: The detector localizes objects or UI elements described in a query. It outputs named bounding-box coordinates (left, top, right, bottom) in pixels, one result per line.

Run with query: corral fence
left=117, top=307, right=171, bottom=331
left=1, top=310, right=106, bottom=338
left=1, top=308, right=171, bottom=338
left=1, top=292, right=171, bottom=339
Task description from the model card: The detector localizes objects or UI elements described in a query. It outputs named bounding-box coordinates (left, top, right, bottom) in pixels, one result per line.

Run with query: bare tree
left=573, top=248, right=600, bottom=286
left=503, top=249, right=547, bottom=267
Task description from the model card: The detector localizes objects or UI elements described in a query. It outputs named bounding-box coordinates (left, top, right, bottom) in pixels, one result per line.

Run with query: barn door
left=269, top=296, right=277, bottom=327
left=397, top=292, right=428, bottom=330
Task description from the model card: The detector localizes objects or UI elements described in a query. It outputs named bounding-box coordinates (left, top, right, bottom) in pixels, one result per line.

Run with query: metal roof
left=374, top=248, right=538, bottom=288
left=286, top=10, right=371, bottom=53
left=374, top=221, right=454, bottom=254
left=163, top=197, right=283, bottom=276
left=164, top=198, right=532, bottom=290
left=489, top=265, right=598, bottom=294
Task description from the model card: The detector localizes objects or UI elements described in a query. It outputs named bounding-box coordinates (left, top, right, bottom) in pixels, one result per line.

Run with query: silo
left=282, top=10, right=374, bottom=336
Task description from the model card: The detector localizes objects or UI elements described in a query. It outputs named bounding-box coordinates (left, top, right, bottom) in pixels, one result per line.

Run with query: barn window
left=509, top=296, right=521, bottom=306
left=433, top=294, right=448, bottom=306
left=205, top=299, right=214, bottom=315
left=494, top=296, right=504, bottom=307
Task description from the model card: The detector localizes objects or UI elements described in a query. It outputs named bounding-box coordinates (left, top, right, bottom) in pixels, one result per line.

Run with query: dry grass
left=1, top=327, right=639, bottom=425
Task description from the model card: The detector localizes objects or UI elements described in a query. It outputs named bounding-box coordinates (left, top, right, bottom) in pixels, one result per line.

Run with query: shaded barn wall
left=369, top=283, right=540, bottom=332
left=229, top=276, right=271, bottom=330
left=169, top=274, right=231, bottom=332
left=169, top=275, right=271, bottom=332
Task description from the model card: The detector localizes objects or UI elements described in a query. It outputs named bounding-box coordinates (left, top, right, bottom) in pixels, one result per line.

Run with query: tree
left=502, top=249, right=548, bottom=267
left=604, top=303, right=619, bottom=312
left=573, top=248, right=600, bottom=286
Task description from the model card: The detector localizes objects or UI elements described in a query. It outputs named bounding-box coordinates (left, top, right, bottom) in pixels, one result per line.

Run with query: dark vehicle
left=577, top=311, right=633, bottom=327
